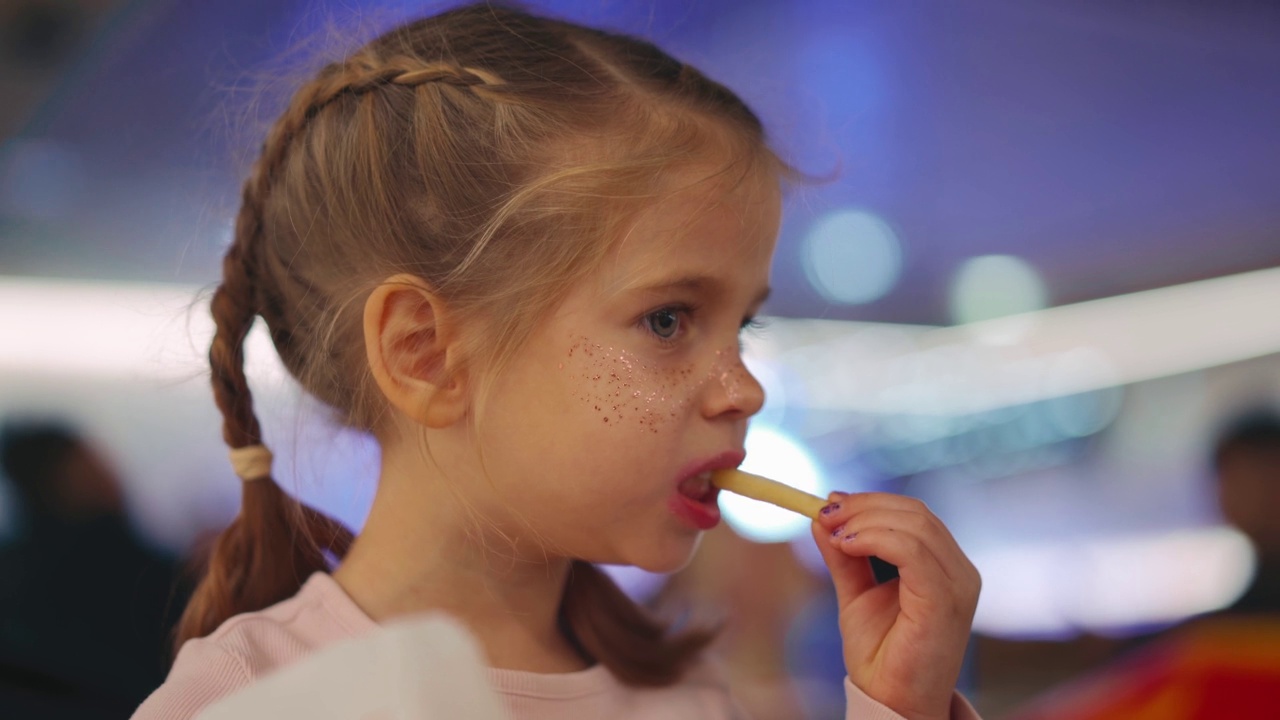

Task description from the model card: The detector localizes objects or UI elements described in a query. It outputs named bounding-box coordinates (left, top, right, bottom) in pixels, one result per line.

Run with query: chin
left=627, top=532, right=705, bottom=575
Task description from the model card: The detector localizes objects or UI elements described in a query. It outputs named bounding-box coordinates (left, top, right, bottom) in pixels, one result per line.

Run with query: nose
left=702, top=348, right=766, bottom=420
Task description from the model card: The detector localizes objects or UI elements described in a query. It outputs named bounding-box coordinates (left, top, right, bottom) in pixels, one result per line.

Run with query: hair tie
left=229, top=445, right=274, bottom=482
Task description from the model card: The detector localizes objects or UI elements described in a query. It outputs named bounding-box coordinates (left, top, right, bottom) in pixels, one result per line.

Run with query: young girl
left=135, top=4, right=982, bottom=719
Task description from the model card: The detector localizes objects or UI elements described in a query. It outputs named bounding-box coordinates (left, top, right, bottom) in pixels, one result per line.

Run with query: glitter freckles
left=711, top=348, right=754, bottom=406
left=564, top=337, right=746, bottom=432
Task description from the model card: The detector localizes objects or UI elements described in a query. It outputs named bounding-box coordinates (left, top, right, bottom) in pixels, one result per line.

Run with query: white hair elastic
left=228, top=445, right=274, bottom=482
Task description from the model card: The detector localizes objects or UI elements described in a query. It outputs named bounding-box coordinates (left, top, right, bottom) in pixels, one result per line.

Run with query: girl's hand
left=811, top=492, right=980, bottom=720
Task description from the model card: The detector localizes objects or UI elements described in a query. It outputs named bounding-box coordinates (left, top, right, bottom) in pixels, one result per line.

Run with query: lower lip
left=669, top=489, right=721, bottom=530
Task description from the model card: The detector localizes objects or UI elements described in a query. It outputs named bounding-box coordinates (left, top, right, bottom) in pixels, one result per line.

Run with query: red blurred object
left=1011, top=617, right=1280, bottom=720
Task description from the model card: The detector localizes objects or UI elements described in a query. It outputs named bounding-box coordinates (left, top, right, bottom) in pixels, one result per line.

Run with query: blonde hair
left=180, top=2, right=782, bottom=686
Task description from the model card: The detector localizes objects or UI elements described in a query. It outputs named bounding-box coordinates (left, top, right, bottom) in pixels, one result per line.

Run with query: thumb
left=810, top=518, right=878, bottom=608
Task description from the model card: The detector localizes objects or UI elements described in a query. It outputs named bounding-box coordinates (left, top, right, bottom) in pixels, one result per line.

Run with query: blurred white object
left=971, top=525, right=1257, bottom=638
left=195, top=614, right=507, bottom=720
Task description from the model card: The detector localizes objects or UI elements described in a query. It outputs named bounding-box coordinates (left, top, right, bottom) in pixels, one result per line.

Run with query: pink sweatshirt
left=133, top=573, right=980, bottom=720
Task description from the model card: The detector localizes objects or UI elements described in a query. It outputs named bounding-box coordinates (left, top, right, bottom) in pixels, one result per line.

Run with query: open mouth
left=670, top=467, right=725, bottom=530
left=677, top=471, right=718, bottom=503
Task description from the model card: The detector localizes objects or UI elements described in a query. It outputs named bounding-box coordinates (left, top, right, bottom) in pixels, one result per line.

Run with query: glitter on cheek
left=565, top=337, right=635, bottom=427
left=636, top=362, right=699, bottom=434
left=565, top=335, right=700, bottom=432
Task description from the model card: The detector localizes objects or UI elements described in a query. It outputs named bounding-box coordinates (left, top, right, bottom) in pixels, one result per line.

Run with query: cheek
left=563, top=337, right=701, bottom=433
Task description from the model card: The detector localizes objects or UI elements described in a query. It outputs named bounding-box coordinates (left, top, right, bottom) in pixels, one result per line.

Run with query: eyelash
left=641, top=304, right=770, bottom=347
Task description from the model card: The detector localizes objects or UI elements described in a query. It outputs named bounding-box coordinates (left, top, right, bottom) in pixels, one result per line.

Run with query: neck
left=333, top=459, right=590, bottom=674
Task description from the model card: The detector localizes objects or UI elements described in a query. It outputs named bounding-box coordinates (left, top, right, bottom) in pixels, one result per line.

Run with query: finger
left=835, top=525, right=954, bottom=601
left=810, top=518, right=877, bottom=606
left=821, top=495, right=971, bottom=577
left=828, top=508, right=963, bottom=584
left=816, top=492, right=936, bottom=530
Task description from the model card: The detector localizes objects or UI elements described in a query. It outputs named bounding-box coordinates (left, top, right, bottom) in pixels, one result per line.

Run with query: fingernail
left=821, top=502, right=840, bottom=515
left=842, top=531, right=858, bottom=542
left=831, top=525, right=844, bottom=538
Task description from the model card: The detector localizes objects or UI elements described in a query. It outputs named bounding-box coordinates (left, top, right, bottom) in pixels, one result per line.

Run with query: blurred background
left=2, top=0, right=1279, bottom=717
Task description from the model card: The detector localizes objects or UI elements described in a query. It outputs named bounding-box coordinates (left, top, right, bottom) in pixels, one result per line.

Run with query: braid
left=321, top=58, right=498, bottom=98
left=208, top=219, right=264, bottom=449
left=256, top=59, right=502, bottom=189
left=177, top=57, right=506, bottom=650
left=176, top=181, right=357, bottom=649
left=175, top=61, right=425, bottom=648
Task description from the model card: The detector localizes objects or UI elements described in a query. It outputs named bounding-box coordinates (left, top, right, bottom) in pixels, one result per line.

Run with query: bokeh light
left=721, top=425, right=824, bottom=543
left=949, top=254, right=1048, bottom=327
left=802, top=209, right=903, bottom=305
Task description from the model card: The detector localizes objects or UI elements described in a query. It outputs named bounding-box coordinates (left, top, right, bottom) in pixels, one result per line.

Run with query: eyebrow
left=626, top=274, right=772, bottom=308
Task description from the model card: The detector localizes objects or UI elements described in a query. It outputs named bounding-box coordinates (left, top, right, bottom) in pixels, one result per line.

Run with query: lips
left=674, top=449, right=747, bottom=493
left=668, top=450, right=745, bottom=531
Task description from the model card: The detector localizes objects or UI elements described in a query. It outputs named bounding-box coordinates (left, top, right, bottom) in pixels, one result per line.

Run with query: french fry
left=710, top=468, right=828, bottom=520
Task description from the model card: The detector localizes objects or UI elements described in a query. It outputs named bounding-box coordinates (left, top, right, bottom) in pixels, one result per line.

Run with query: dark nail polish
left=821, top=503, right=840, bottom=515
left=831, top=526, right=844, bottom=538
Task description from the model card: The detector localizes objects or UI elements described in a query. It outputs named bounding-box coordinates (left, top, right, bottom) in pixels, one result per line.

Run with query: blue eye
left=646, top=308, right=681, bottom=339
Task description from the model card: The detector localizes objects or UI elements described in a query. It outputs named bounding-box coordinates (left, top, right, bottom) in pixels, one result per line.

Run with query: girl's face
left=471, top=163, right=781, bottom=573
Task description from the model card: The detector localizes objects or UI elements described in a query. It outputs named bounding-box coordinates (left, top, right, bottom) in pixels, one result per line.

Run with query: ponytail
left=560, top=560, right=717, bottom=686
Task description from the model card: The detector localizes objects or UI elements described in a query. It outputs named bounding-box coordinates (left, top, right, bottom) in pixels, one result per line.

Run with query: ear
left=364, top=274, right=469, bottom=429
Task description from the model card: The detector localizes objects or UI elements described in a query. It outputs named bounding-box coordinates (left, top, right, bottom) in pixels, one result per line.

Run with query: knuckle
left=906, top=535, right=929, bottom=560
left=907, top=511, right=933, bottom=533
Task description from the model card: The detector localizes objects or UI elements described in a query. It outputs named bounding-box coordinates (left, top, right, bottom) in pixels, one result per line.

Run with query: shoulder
left=130, top=636, right=254, bottom=720
left=131, top=573, right=371, bottom=720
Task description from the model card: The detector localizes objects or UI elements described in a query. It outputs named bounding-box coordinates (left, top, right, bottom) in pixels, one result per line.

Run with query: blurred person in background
left=1212, top=407, right=1280, bottom=617
left=1009, top=406, right=1280, bottom=719
left=0, top=420, right=187, bottom=719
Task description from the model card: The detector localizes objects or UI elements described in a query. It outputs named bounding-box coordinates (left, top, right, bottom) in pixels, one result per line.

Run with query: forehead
left=596, top=164, right=781, bottom=292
